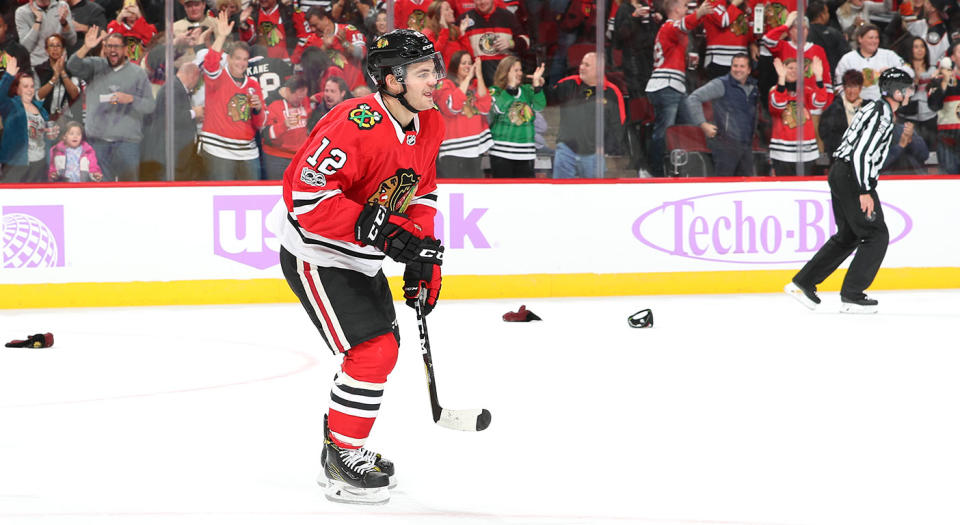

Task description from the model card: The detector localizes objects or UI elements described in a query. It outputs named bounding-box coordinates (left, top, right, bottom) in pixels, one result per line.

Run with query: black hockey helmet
left=879, top=68, right=914, bottom=98
left=367, top=29, right=445, bottom=88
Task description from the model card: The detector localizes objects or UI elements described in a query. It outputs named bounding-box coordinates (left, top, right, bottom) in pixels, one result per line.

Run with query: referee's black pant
left=793, top=161, right=889, bottom=300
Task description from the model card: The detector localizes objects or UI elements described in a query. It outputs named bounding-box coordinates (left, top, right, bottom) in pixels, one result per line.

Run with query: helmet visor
left=393, top=52, right=446, bottom=84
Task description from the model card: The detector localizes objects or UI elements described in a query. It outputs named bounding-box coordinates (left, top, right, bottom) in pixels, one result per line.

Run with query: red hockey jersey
left=761, top=24, right=834, bottom=111
left=106, top=17, right=158, bottom=64
left=264, top=98, right=311, bottom=158
left=256, top=4, right=309, bottom=60
left=769, top=82, right=828, bottom=162
left=200, top=49, right=267, bottom=161
left=423, top=27, right=473, bottom=62
left=646, top=12, right=700, bottom=94
left=279, top=93, right=445, bottom=275
left=757, top=0, right=797, bottom=56
left=395, top=0, right=432, bottom=31
left=702, top=0, right=756, bottom=67
left=292, top=23, right=366, bottom=64
left=433, top=77, right=493, bottom=158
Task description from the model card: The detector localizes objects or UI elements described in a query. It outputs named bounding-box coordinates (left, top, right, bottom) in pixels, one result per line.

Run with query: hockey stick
left=415, top=293, right=492, bottom=432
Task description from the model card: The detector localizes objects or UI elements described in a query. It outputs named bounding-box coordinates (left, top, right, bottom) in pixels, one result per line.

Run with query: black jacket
left=141, top=77, right=198, bottom=179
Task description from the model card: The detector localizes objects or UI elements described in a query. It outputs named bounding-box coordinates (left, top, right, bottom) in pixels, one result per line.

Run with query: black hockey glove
left=403, top=238, right=444, bottom=316
left=355, top=203, right=428, bottom=264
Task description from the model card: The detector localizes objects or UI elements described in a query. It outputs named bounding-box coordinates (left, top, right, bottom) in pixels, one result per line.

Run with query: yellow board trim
left=3, top=268, right=959, bottom=309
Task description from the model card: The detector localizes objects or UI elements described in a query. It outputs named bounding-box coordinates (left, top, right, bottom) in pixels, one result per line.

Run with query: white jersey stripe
left=329, top=400, right=379, bottom=419
left=329, top=429, right=366, bottom=447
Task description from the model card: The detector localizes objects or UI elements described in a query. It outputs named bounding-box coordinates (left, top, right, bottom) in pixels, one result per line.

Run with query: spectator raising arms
left=199, top=11, right=266, bottom=180
left=68, top=26, right=155, bottom=181
left=613, top=0, right=659, bottom=98
left=106, top=0, right=158, bottom=64
left=34, top=34, right=80, bottom=123
left=701, top=0, right=754, bottom=80
left=0, top=56, right=54, bottom=183
left=769, top=56, right=829, bottom=175
left=761, top=11, right=834, bottom=112
left=48, top=120, right=103, bottom=182
left=433, top=50, right=492, bottom=178
left=488, top=57, right=545, bottom=178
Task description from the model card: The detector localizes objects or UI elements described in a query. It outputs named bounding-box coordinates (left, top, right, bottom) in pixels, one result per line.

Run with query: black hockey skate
left=785, top=280, right=821, bottom=310
left=321, top=438, right=390, bottom=504
left=317, top=415, right=396, bottom=492
left=840, top=295, right=878, bottom=314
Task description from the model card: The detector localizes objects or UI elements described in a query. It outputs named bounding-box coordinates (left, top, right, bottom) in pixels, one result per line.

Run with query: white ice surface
left=1, top=291, right=959, bottom=525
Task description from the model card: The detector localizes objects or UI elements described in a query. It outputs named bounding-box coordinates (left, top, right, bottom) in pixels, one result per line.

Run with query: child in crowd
left=48, top=122, right=104, bottom=182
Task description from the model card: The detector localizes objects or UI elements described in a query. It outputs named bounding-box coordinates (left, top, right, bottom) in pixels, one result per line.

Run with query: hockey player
left=278, top=29, right=446, bottom=504
left=785, top=68, right=914, bottom=314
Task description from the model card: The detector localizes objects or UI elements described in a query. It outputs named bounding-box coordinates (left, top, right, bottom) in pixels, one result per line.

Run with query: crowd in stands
left=1, top=0, right=959, bottom=182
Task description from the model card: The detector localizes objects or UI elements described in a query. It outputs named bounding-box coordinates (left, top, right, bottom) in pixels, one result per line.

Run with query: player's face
left=228, top=48, right=250, bottom=78
left=403, top=60, right=441, bottom=111
left=64, top=126, right=83, bottom=148
left=323, top=81, right=345, bottom=105
left=858, top=29, right=880, bottom=55
left=730, top=57, right=750, bottom=83
left=843, top=83, right=862, bottom=103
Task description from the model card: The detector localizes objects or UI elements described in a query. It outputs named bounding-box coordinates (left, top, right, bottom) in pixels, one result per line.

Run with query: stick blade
left=437, top=408, right=492, bottom=432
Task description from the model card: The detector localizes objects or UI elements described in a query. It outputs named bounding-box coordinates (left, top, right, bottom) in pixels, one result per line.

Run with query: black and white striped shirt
left=833, top=99, right=895, bottom=193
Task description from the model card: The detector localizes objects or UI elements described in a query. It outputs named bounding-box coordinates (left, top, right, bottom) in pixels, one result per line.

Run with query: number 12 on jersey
left=305, top=136, right=348, bottom=176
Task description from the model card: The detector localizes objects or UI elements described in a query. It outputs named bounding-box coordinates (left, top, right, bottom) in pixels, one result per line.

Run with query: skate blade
left=784, top=283, right=817, bottom=310
left=840, top=303, right=878, bottom=314
left=323, top=479, right=390, bottom=505
left=318, top=473, right=397, bottom=490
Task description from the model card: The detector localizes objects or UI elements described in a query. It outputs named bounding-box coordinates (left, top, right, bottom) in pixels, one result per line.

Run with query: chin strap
left=381, top=85, right=420, bottom=114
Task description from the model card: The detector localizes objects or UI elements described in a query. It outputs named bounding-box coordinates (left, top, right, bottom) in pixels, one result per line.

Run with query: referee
left=785, top=68, right=915, bottom=314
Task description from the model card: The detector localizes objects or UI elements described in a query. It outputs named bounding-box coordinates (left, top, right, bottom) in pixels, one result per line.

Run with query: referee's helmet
left=878, top=68, right=914, bottom=98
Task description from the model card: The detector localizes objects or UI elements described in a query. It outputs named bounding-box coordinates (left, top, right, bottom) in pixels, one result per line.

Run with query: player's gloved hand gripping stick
left=415, top=289, right=492, bottom=432
left=355, top=203, right=435, bottom=264
left=403, top=238, right=443, bottom=316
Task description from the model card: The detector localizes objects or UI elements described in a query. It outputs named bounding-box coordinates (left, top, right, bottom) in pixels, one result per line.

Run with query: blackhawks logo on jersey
left=125, top=35, right=144, bottom=63
left=507, top=101, right=535, bottom=126
left=367, top=168, right=421, bottom=213
left=731, top=12, right=750, bottom=36
left=228, top=93, right=252, bottom=122
left=764, top=2, right=788, bottom=30
left=348, top=103, right=383, bottom=129
left=782, top=100, right=809, bottom=129
left=259, top=21, right=282, bottom=47
left=407, top=10, right=427, bottom=31
left=479, top=33, right=499, bottom=55
left=863, top=68, right=877, bottom=88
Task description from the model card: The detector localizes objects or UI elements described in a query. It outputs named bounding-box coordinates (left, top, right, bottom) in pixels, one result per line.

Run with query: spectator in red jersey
left=433, top=50, right=492, bottom=178
left=761, top=11, right=834, bottom=112
left=701, top=0, right=756, bottom=80
left=243, top=0, right=307, bottom=60
left=768, top=56, right=828, bottom=175
left=106, top=0, right=157, bottom=65
left=645, top=0, right=712, bottom=177
left=263, top=75, right=311, bottom=180
left=199, top=11, right=266, bottom=181
left=216, top=0, right=256, bottom=43
left=462, top=0, right=530, bottom=86
left=423, top=0, right=472, bottom=61
left=292, top=8, right=367, bottom=90
left=395, top=0, right=431, bottom=31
